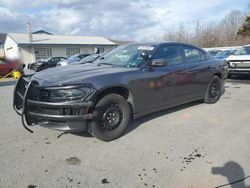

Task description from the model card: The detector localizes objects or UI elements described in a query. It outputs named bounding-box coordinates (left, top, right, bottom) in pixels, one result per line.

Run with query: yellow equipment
left=13, top=71, right=21, bottom=79
left=0, top=70, right=21, bottom=80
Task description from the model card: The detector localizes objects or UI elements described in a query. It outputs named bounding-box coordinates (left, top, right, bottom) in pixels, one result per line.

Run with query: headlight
left=49, top=87, right=93, bottom=101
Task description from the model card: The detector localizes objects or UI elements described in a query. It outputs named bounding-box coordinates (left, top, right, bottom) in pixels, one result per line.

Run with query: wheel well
left=214, top=73, right=221, bottom=78
left=94, top=86, right=134, bottom=112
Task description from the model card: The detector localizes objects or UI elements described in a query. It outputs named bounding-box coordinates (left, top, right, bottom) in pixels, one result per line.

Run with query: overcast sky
left=0, top=0, right=248, bottom=41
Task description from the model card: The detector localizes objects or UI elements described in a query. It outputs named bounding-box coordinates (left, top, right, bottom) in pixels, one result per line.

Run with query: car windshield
left=44, top=57, right=52, bottom=61
left=215, top=50, right=233, bottom=56
left=80, top=54, right=100, bottom=63
left=234, top=46, right=250, bottom=55
left=94, top=44, right=155, bottom=68
left=67, top=55, right=79, bottom=63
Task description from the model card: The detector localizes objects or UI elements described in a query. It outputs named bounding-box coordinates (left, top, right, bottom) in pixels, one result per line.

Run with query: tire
left=204, top=75, right=222, bottom=104
left=90, top=94, right=131, bottom=141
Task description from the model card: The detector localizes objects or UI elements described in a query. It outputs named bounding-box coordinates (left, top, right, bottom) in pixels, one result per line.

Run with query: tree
left=161, top=6, right=250, bottom=47
left=194, top=22, right=220, bottom=47
left=163, top=24, right=191, bottom=43
left=222, top=10, right=244, bottom=36
left=237, top=16, right=250, bottom=37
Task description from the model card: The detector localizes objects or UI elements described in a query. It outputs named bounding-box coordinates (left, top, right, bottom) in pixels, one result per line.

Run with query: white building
left=4, top=33, right=116, bottom=64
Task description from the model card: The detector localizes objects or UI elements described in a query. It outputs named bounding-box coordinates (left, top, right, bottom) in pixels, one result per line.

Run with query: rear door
left=181, top=45, right=212, bottom=99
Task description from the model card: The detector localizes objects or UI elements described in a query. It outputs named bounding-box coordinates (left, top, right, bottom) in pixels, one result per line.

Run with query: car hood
left=32, top=63, right=136, bottom=87
left=226, top=55, right=250, bottom=61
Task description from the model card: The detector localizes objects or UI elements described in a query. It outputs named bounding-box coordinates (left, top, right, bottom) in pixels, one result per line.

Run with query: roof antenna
left=27, top=22, right=33, bottom=42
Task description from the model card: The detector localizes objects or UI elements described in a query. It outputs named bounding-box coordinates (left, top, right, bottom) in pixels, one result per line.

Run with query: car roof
left=127, top=41, right=206, bottom=52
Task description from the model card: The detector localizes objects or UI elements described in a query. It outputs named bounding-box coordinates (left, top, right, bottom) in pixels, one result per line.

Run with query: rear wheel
left=90, top=94, right=131, bottom=141
left=204, top=75, right=222, bottom=104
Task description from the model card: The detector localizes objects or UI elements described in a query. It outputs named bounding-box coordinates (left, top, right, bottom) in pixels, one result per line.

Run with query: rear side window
left=183, top=46, right=207, bottom=63
left=153, top=45, right=181, bottom=65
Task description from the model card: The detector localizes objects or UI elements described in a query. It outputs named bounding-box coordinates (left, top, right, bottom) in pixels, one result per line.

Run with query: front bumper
left=13, top=76, right=96, bottom=133
left=228, top=68, right=250, bottom=75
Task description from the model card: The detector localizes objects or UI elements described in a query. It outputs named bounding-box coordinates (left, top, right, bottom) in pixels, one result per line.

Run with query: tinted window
left=183, top=46, right=207, bottom=63
left=153, top=46, right=181, bottom=65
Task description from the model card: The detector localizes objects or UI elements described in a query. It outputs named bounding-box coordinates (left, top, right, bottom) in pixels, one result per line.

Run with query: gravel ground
left=0, top=76, right=250, bottom=188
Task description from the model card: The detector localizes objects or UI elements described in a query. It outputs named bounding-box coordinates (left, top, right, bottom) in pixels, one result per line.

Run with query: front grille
left=14, top=76, right=93, bottom=129
left=17, top=77, right=29, bottom=96
left=38, top=88, right=50, bottom=101
left=228, top=61, right=250, bottom=69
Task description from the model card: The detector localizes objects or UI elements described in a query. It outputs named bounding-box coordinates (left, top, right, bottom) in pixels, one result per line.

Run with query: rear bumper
left=13, top=76, right=96, bottom=133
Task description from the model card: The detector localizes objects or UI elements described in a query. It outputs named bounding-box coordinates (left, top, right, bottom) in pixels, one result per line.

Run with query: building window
left=99, top=47, right=105, bottom=53
left=66, top=48, right=80, bottom=57
left=94, top=47, right=105, bottom=54
left=35, top=48, right=52, bottom=60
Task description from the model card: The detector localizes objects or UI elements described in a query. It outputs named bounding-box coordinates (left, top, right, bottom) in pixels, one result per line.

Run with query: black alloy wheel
left=90, top=94, right=131, bottom=141
left=204, top=75, right=222, bottom=104
left=99, top=103, right=123, bottom=132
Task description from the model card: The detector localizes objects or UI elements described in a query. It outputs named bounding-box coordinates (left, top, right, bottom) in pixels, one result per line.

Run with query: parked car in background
left=73, top=52, right=110, bottom=65
left=0, top=58, right=24, bottom=77
left=226, top=45, right=250, bottom=78
left=77, top=54, right=101, bottom=64
left=214, top=49, right=236, bottom=60
left=14, top=42, right=227, bottom=141
left=57, top=53, right=90, bottom=66
left=28, top=57, right=67, bottom=72
left=207, top=50, right=222, bottom=57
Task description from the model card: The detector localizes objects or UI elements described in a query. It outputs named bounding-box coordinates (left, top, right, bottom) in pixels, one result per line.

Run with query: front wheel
left=90, top=94, right=131, bottom=141
left=204, top=75, right=222, bottom=104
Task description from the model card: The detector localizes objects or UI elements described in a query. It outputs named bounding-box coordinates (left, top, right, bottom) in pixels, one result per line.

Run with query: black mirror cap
left=150, top=59, right=167, bottom=67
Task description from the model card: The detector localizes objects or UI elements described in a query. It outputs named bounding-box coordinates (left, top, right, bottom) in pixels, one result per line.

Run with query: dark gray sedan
left=14, top=42, right=227, bottom=141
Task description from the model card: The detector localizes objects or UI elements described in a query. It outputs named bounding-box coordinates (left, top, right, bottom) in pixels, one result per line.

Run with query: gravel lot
left=0, top=76, right=250, bottom=188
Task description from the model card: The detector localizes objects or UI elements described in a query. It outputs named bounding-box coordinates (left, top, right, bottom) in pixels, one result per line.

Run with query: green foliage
left=237, top=16, right=250, bottom=36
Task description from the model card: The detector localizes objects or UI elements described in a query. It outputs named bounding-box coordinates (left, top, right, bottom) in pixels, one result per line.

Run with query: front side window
left=153, top=45, right=181, bottom=65
left=66, top=48, right=80, bottom=57
left=183, top=46, right=206, bottom=63
left=35, top=48, right=52, bottom=60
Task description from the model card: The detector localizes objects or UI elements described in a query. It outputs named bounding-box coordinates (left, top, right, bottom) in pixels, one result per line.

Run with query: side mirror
left=150, top=59, right=167, bottom=67
left=140, top=51, right=150, bottom=61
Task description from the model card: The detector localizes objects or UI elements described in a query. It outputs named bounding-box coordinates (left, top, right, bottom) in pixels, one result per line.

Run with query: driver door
left=146, top=44, right=187, bottom=110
